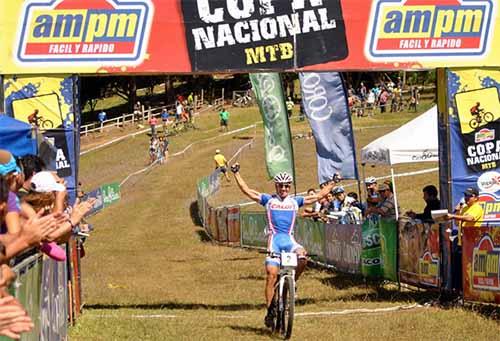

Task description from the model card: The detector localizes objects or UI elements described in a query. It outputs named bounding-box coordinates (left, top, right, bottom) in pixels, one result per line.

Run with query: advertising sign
left=379, top=219, right=398, bottom=282
left=240, top=212, right=267, bottom=248
left=250, top=73, right=295, bottom=180
left=443, top=69, right=500, bottom=226
left=361, top=216, right=382, bottom=278
left=462, top=226, right=500, bottom=303
left=216, top=207, right=228, bottom=242
left=324, top=223, right=362, bottom=274
left=83, top=187, right=104, bottom=217
left=5, top=1, right=500, bottom=74
left=41, top=258, right=68, bottom=341
left=227, top=206, right=241, bottom=243
left=294, top=218, right=325, bottom=262
left=4, top=75, right=76, bottom=128
left=299, top=72, right=358, bottom=183
left=101, top=183, right=121, bottom=207
left=399, top=218, right=441, bottom=288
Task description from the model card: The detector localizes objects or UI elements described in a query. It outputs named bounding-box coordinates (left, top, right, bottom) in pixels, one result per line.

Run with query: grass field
left=70, top=103, right=500, bottom=340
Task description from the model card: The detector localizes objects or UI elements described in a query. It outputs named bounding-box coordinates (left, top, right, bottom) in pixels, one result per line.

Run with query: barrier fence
left=0, top=253, right=69, bottom=341
left=197, top=177, right=500, bottom=305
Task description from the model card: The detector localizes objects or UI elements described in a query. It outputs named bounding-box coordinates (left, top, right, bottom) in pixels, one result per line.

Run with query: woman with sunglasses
left=230, top=162, right=338, bottom=328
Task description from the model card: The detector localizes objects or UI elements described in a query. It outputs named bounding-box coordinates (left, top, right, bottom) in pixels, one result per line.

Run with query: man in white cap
left=213, top=150, right=230, bottom=182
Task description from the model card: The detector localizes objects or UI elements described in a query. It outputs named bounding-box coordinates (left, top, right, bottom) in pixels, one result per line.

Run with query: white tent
left=361, top=105, right=438, bottom=165
left=360, top=105, right=439, bottom=219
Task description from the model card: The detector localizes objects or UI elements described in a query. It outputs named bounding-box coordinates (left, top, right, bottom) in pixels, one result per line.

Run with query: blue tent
left=0, top=114, right=36, bottom=156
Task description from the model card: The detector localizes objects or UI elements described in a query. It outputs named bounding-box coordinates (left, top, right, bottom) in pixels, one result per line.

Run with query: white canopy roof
left=361, top=106, right=438, bottom=165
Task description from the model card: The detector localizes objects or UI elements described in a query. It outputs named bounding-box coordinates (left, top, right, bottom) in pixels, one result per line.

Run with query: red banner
left=462, top=226, right=500, bottom=304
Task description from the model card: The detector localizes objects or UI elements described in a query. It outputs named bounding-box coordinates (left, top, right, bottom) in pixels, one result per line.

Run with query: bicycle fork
left=276, top=270, right=295, bottom=311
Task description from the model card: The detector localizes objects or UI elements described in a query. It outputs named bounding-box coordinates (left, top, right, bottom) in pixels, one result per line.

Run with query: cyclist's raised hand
left=231, top=163, right=240, bottom=173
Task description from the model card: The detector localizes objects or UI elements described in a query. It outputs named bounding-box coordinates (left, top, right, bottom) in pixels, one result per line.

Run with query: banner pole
left=391, top=167, right=399, bottom=220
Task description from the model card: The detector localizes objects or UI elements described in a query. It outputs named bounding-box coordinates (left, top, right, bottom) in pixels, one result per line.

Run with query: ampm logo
left=365, top=0, right=495, bottom=60
left=15, top=0, right=154, bottom=65
left=472, top=234, right=500, bottom=291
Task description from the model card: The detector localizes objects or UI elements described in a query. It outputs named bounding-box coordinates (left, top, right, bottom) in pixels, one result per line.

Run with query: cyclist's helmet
left=332, top=186, right=345, bottom=195
left=365, top=176, right=377, bottom=185
left=273, top=172, right=293, bottom=184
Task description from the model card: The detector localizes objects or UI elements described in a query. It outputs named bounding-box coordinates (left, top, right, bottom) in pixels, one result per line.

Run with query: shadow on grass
left=85, top=298, right=324, bottom=312
left=196, top=229, right=212, bottom=243
left=85, top=302, right=266, bottom=311
left=189, top=201, right=203, bottom=227
left=229, top=325, right=272, bottom=338
left=232, top=135, right=253, bottom=140
left=320, top=273, right=438, bottom=303
left=462, top=302, right=500, bottom=321
left=238, top=274, right=265, bottom=281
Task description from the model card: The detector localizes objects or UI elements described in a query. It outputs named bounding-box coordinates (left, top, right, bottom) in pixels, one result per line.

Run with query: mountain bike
left=469, top=109, right=494, bottom=129
left=232, top=92, right=253, bottom=107
left=30, top=115, right=54, bottom=129
left=268, top=251, right=297, bottom=340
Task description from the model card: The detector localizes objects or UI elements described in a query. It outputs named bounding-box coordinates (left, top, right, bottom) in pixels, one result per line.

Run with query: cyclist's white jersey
left=260, top=194, right=305, bottom=235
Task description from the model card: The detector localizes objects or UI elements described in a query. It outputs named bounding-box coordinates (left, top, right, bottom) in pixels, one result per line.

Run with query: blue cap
left=0, top=150, right=21, bottom=176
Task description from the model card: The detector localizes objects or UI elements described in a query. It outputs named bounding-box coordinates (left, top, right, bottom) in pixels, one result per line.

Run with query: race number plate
left=281, top=252, right=298, bottom=267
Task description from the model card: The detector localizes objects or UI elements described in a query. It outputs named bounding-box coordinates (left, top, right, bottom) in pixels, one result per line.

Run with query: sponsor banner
left=39, top=129, right=78, bottom=200
left=208, top=169, right=221, bottom=196
left=250, top=73, right=295, bottom=180
left=294, top=218, right=325, bottom=262
left=181, top=0, right=347, bottom=71
left=216, top=207, right=228, bottom=242
left=444, top=69, right=500, bottom=226
left=324, top=223, right=362, bottom=274
left=12, top=255, right=43, bottom=341
left=209, top=206, right=219, bottom=240
left=361, top=216, right=383, bottom=278
left=462, top=226, right=500, bottom=304
left=299, top=72, right=358, bottom=183
left=399, top=218, right=442, bottom=288
left=3, top=75, right=76, bottom=128
left=83, top=187, right=104, bottom=217
left=4, top=74, right=80, bottom=202
left=2, top=1, right=500, bottom=73
left=379, top=219, right=398, bottom=282
left=227, top=206, right=241, bottom=243
left=240, top=212, right=267, bottom=248
left=41, top=258, right=68, bottom=341
left=101, top=183, right=121, bottom=207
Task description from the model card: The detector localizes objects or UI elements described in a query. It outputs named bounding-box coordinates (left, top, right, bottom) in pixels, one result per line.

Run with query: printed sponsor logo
left=478, top=193, right=500, bottom=221
left=411, top=149, right=438, bottom=161
left=269, top=203, right=294, bottom=210
left=472, top=234, right=500, bottom=291
left=16, top=0, right=154, bottom=65
left=418, top=251, right=439, bottom=287
left=477, top=171, right=500, bottom=194
left=366, top=0, right=495, bottom=60
left=475, top=128, right=495, bottom=143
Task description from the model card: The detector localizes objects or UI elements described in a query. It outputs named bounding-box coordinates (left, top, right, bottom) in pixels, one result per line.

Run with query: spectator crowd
left=347, top=78, right=422, bottom=117
left=0, top=148, right=94, bottom=339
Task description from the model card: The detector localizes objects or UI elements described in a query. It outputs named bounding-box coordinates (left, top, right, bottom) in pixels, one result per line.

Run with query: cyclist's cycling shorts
left=265, top=233, right=304, bottom=267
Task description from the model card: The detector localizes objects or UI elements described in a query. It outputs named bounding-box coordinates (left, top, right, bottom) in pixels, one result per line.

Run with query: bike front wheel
left=280, top=276, right=295, bottom=339
left=484, top=112, right=494, bottom=123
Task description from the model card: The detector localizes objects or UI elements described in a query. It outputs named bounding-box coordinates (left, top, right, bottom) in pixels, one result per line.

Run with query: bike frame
left=276, top=266, right=295, bottom=311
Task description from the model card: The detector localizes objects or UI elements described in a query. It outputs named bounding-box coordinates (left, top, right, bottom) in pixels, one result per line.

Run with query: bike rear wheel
left=41, top=119, right=54, bottom=129
left=280, top=276, right=295, bottom=339
left=469, top=118, right=479, bottom=129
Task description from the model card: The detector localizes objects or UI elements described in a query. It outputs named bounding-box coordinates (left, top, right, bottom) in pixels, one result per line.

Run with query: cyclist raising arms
left=230, top=163, right=338, bottom=328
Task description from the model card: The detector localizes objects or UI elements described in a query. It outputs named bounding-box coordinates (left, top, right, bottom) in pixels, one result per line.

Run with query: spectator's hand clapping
left=20, top=210, right=58, bottom=247
left=0, top=295, right=34, bottom=339
left=0, top=265, right=16, bottom=289
left=70, top=198, right=96, bottom=225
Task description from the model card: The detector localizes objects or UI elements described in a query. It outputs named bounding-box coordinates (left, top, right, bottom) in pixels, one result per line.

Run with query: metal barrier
left=0, top=252, right=68, bottom=341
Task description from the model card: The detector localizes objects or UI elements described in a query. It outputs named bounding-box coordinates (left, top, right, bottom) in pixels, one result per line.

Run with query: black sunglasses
left=277, top=183, right=291, bottom=188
